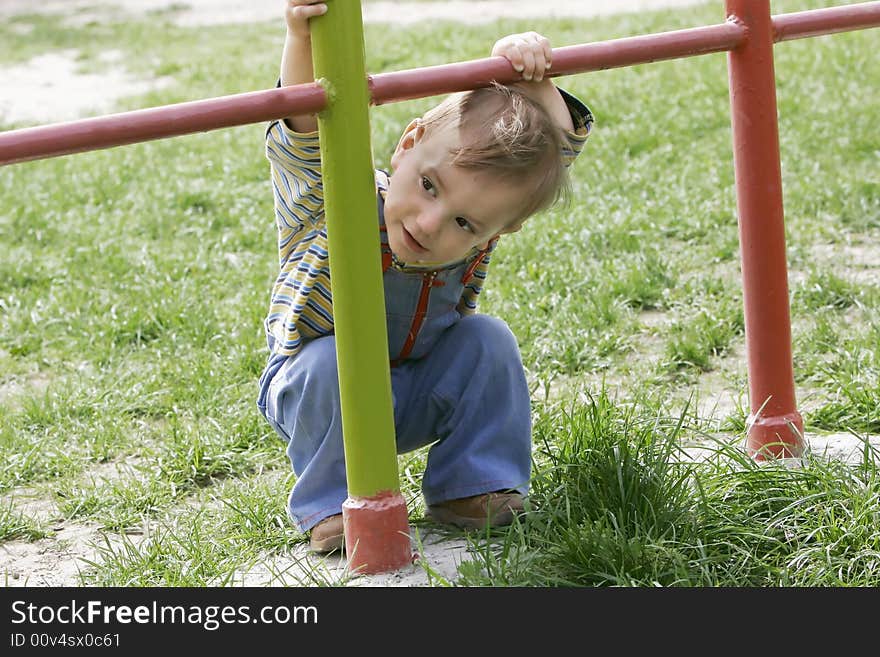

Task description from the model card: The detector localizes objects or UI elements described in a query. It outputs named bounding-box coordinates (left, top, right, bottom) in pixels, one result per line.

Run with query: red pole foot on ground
left=726, top=0, right=805, bottom=460
left=747, top=412, right=805, bottom=461
left=342, top=491, right=412, bottom=575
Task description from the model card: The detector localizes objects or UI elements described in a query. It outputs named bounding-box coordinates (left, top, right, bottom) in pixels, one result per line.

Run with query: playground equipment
left=1, top=1, right=878, bottom=574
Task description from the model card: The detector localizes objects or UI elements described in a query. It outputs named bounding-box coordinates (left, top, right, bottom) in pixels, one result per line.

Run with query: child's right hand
left=491, top=32, right=553, bottom=82
left=285, top=0, right=328, bottom=39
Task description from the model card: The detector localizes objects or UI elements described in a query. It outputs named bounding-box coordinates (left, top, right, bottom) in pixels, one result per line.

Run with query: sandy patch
left=0, top=372, right=53, bottom=410
left=0, top=49, right=172, bottom=125
left=0, top=457, right=475, bottom=587
left=0, top=0, right=707, bottom=126
left=223, top=531, right=475, bottom=587
left=1, top=1, right=711, bottom=27
left=2, top=523, right=105, bottom=587
left=809, top=242, right=880, bottom=285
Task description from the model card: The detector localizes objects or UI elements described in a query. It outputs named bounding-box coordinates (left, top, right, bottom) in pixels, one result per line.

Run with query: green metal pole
left=309, top=3, right=399, bottom=499
left=310, top=2, right=411, bottom=573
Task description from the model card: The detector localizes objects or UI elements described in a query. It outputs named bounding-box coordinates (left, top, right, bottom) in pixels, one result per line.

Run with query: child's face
left=384, top=119, right=527, bottom=264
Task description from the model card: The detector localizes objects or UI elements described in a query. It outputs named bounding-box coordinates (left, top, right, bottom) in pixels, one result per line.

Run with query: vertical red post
left=725, top=0, right=804, bottom=459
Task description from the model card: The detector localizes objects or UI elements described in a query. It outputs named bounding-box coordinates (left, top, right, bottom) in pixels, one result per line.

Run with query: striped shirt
left=264, top=89, right=593, bottom=358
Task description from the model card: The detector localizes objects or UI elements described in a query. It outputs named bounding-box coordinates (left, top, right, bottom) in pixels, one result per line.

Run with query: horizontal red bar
left=0, top=22, right=744, bottom=165
left=1, top=2, right=878, bottom=166
left=773, top=1, right=880, bottom=42
left=369, top=21, right=746, bottom=104
left=0, top=83, right=326, bottom=166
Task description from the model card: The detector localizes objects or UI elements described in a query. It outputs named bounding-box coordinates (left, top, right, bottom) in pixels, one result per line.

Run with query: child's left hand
left=491, top=32, right=553, bottom=82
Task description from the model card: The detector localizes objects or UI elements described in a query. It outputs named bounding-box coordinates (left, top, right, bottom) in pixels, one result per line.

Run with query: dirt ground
left=0, top=0, right=709, bottom=25
left=0, top=0, right=707, bottom=124
left=1, top=0, right=878, bottom=587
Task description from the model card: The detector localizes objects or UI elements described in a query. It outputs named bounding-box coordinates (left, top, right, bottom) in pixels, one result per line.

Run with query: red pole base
left=746, top=411, right=805, bottom=461
left=342, top=491, right=412, bottom=575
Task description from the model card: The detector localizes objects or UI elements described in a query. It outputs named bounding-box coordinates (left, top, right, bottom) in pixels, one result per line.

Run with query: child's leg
left=393, top=314, right=532, bottom=507
left=264, top=316, right=530, bottom=532
left=262, top=336, right=348, bottom=532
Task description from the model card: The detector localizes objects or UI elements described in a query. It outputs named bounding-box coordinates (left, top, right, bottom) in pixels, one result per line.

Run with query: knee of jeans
left=268, top=338, right=339, bottom=430
left=296, top=338, right=339, bottom=381
left=457, top=314, right=520, bottom=360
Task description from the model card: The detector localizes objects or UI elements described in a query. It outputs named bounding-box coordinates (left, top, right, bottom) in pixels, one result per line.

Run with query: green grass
left=1, top=0, right=878, bottom=586
left=0, top=500, right=49, bottom=542
left=453, top=392, right=880, bottom=586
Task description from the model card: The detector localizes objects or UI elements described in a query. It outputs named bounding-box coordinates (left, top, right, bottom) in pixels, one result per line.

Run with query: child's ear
left=390, top=118, right=425, bottom=169
left=478, top=223, right=521, bottom=250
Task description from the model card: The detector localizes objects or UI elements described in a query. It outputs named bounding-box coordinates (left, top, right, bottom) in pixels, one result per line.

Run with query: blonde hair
left=421, top=83, right=570, bottom=225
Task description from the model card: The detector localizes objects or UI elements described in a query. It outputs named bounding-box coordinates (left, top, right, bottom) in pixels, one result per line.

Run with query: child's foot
left=426, top=491, right=524, bottom=530
left=309, top=513, right=344, bottom=552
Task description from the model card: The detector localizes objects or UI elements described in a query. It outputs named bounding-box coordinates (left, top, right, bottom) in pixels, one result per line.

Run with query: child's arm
left=491, top=32, right=575, bottom=133
left=281, top=0, right=328, bottom=133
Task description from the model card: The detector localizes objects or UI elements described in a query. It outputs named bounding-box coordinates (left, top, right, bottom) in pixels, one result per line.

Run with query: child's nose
left=416, top=206, right=444, bottom=236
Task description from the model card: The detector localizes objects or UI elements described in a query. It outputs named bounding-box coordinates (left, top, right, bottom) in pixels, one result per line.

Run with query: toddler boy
left=258, top=0, right=593, bottom=552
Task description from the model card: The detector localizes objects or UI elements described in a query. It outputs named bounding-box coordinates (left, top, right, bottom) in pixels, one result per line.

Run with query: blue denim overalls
left=258, top=174, right=531, bottom=532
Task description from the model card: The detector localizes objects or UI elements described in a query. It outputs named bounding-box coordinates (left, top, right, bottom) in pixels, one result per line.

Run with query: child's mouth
left=402, top=226, right=428, bottom=254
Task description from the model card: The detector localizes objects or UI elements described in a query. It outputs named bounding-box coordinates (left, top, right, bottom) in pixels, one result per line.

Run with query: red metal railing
left=2, top=3, right=877, bottom=167
left=1, top=1, right=879, bottom=458
left=773, top=0, right=880, bottom=40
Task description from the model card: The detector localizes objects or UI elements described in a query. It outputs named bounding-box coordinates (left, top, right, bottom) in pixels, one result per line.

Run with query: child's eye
left=421, top=176, right=435, bottom=194
left=455, top=217, right=473, bottom=233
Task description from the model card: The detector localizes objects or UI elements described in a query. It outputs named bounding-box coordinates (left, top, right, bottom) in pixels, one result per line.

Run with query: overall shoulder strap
left=376, top=170, right=392, bottom=273
left=461, top=236, right=499, bottom=284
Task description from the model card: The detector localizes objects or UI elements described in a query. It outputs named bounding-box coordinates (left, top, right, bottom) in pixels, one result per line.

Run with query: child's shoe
left=309, top=514, right=344, bottom=552
left=426, top=491, right=524, bottom=530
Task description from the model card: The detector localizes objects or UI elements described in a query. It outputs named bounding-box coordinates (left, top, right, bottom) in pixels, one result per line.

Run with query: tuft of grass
left=664, top=288, right=744, bottom=373
left=793, top=268, right=862, bottom=311
left=457, top=392, right=880, bottom=586
left=0, top=501, right=50, bottom=541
